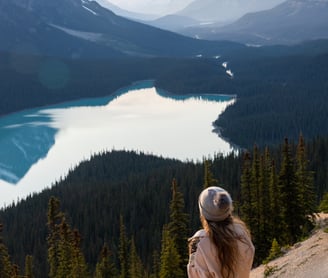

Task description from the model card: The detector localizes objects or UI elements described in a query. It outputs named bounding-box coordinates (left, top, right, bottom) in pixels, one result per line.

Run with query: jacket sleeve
left=187, top=236, right=213, bottom=278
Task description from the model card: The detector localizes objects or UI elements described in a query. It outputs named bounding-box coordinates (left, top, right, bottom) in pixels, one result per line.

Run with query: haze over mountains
left=0, top=0, right=241, bottom=59
left=2, top=0, right=328, bottom=60
left=0, top=2, right=328, bottom=276
left=102, top=0, right=285, bottom=33
left=176, top=0, right=285, bottom=23
left=180, top=0, right=328, bottom=45
left=96, top=0, right=328, bottom=46
left=95, top=0, right=159, bottom=20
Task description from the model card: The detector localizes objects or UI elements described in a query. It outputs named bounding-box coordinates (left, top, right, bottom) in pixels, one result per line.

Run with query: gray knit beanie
left=198, top=186, right=232, bottom=221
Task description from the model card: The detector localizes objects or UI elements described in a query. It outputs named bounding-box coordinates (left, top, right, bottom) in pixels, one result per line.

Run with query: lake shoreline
left=0, top=81, right=237, bottom=206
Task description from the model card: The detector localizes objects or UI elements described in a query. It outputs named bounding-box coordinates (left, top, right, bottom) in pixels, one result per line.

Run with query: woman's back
left=188, top=187, right=255, bottom=278
left=188, top=222, right=254, bottom=278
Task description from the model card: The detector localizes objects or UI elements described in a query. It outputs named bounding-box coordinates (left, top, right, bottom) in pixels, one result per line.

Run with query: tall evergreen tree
left=295, top=134, right=316, bottom=234
left=47, top=197, right=63, bottom=278
left=150, top=250, right=160, bottom=278
left=94, top=243, right=117, bottom=278
left=240, top=152, right=253, bottom=227
left=241, top=147, right=281, bottom=264
left=167, top=178, right=189, bottom=273
left=47, top=197, right=88, bottom=278
left=278, top=138, right=302, bottom=244
left=71, top=229, right=89, bottom=278
left=257, top=149, right=272, bottom=260
left=250, top=144, right=262, bottom=263
left=25, top=255, right=34, bottom=278
left=203, top=160, right=218, bottom=188
left=128, top=237, right=144, bottom=278
left=11, top=264, right=19, bottom=278
left=118, top=215, right=129, bottom=278
left=57, top=218, right=74, bottom=278
left=268, top=159, right=284, bottom=244
left=159, top=226, right=184, bottom=278
left=0, top=223, right=12, bottom=278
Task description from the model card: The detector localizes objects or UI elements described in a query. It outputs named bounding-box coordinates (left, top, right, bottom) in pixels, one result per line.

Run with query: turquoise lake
left=0, top=81, right=236, bottom=206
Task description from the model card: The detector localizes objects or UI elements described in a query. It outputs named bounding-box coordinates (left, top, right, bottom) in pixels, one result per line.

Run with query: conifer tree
left=319, top=192, right=328, bottom=212
left=47, top=197, right=88, bottom=278
left=203, top=160, right=218, bottom=188
left=119, top=215, right=129, bottom=278
left=167, top=178, right=189, bottom=272
left=265, top=238, right=281, bottom=263
left=94, top=243, right=117, bottom=278
left=11, top=264, right=19, bottom=277
left=25, top=255, right=34, bottom=278
left=257, top=150, right=272, bottom=260
left=71, top=229, right=89, bottom=278
left=57, top=218, right=74, bottom=278
left=0, top=223, right=12, bottom=278
left=250, top=145, right=262, bottom=262
left=295, top=134, right=316, bottom=233
left=268, top=160, right=284, bottom=244
left=159, top=226, right=184, bottom=278
left=150, top=250, right=160, bottom=278
left=241, top=146, right=274, bottom=263
left=240, top=152, right=253, bottom=228
left=278, top=138, right=302, bottom=244
left=47, top=197, right=63, bottom=278
left=128, top=237, right=144, bottom=278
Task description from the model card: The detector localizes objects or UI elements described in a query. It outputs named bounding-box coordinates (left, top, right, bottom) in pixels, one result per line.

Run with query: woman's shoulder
left=189, top=229, right=208, bottom=239
left=188, top=229, right=210, bottom=257
left=232, top=218, right=249, bottom=234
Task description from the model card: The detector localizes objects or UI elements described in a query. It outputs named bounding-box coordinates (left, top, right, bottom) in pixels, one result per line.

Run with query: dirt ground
left=250, top=213, right=328, bottom=278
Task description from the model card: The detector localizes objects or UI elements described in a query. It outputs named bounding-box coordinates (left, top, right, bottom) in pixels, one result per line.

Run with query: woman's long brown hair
left=201, top=215, right=251, bottom=278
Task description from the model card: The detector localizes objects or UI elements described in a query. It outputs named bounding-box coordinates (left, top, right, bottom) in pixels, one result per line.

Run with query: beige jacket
left=187, top=223, right=255, bottom=278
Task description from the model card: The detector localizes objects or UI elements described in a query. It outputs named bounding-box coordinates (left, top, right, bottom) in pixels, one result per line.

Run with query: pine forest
left=0, top=135, right=328, bottom=277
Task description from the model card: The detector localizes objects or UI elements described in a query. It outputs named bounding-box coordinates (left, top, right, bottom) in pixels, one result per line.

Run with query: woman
left=187, top=186, right=255, bottom=278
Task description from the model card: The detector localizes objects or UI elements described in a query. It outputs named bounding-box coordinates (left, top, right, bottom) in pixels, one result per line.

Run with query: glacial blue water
left=0, top=81, right=236, bottom=206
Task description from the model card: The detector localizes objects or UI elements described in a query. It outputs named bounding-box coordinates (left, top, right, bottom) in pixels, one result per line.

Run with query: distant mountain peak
left=178, top=0, right=328, bottom=45
left=0, top=0, right=244, bottom=58
left=176, top=0, right=285, bottom=23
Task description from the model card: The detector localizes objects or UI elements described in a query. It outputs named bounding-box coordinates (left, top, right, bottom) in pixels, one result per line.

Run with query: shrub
left=264, top=264, right=278, bottom=277
left=263, top=238, right=282, bottom=264
left=319, top=192, right=328, bottom=213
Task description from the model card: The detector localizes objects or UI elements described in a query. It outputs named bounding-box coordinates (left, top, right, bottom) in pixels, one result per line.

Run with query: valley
left=0, top=0, right=327, bottom=277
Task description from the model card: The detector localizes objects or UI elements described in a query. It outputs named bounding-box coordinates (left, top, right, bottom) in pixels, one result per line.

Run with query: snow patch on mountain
left=49, top=24, right=103, bottom=42
left=226, top=69, right=234, bottom=78
left=82, top=5, right=99, bottom=16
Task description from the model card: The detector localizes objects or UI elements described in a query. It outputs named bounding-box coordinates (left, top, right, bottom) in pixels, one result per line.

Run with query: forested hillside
left=215, top=52, right=328, bottom=147
left=156, top=42, right=328, bottom=148
left=1, top=40, right=328, bottom=148
left=0, top=53, right=226, bottom=116
left=0, top=136, right=327, bottom=277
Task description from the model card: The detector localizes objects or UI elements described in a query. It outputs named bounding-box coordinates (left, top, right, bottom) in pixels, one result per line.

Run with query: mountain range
left=179, top=0, right=328, bottom=45
left=95, top=0, right=159, bottom=20
left=97, top=0, right=328, bottom=46
left=176, top=0, right=285, bottom=23
left=141, top=0, right=284, bottom=34
left=0, top=0, right=241, bottom=59
left=2, top=0, right=328, bottom=59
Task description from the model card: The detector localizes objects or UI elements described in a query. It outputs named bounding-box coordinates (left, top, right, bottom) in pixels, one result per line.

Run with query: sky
left=104, top=0, right=193, bottom=14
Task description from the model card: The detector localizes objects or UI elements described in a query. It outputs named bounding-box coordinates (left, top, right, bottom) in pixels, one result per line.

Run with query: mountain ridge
left=180, top=0, right=328, bottom=45
left=0, top=0, right=243, bottom=58
left=176, top=0, right=285, bottom=23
